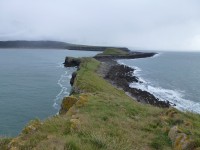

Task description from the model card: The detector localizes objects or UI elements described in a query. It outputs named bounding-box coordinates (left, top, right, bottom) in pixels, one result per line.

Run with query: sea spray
left=118, top=59, right=200, bottom=114
left=54, top=63, right=76, bottom=111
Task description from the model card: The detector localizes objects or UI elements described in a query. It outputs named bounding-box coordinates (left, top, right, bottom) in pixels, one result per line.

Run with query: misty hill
left=0, top=41, right=71, bottom=49
left=0, top=40, right=129, bottom=51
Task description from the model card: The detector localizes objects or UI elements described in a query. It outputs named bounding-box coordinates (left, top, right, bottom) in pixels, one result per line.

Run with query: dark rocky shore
left=104, top=63, right=171, bottom=108
left=95, top=57, right=172, bottom=108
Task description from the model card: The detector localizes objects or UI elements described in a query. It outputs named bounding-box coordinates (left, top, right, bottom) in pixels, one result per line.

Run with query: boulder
left=59, top=96, right=78, bottom=115
left=64, top=57, right=81, bottom=67
left=168, top=126, right=195, bottom=150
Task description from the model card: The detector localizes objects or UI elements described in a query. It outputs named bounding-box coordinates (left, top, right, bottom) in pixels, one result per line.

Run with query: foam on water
left=151, top=53, right=162, bottom=58
left=56, top=62, right=65, bottom=68
left=117, top=60, right=200, bottom=114
left=0, top=49, right=101, bottom=136
left=53, top=63, right=76, bottom=111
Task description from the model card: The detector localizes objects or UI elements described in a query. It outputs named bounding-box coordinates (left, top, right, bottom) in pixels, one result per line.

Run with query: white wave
left=53, top=66, right=76, bottom=111
left=131, top=82, right=200, bottom=114
left=151, top=53, right=162, bottom=58
left=118, top=59, right=200, bottom=114
left=56, top=62, right=65, bottom=68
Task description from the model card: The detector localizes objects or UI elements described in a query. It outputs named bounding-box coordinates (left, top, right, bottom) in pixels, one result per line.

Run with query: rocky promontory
left=63, top=48, right=170, bottom=108
left=64, top=57, right=81, bottom=67
left=2, top=47, right=200, bottom=150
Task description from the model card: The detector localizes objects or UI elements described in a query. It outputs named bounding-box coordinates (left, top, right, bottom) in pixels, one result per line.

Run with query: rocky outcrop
left=64, top=57, right=81, bottom=67
left=105, top=64, right=171, bottom=108
left=105, top=64, right=139, bottom=83
left=70, top=72, right=77, bottom=86
left=64, top=57, right=82, bottom=94
left=59, top=96, right=78, bottom=115
left=168, top=126, right=195, bottom=150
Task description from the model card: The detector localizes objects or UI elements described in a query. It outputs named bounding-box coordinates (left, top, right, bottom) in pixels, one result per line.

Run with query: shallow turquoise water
left=0, top=49, right=99, bottom=136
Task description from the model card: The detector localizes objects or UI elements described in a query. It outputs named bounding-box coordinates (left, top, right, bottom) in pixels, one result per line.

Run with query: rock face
left=105, top=65, right=138, bottom=83
left=59, top=96, right=78, bottom=115
left=64, top=57, right=81, bottom=67
left=70, top=72, right=77, bottom=86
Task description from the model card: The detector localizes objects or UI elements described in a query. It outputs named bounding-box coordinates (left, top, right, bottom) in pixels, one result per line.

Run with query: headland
left=1, top=47, right=200, bottom=150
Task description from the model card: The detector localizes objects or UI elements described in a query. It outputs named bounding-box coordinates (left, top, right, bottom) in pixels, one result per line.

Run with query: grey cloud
left=0, top=0, right=200, bottom=51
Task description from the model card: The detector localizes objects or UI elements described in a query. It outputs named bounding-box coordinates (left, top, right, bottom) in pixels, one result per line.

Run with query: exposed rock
left=168, top=126, right=195, bottom=150
left=175, top=133, right=194, bottom=150
left=105, top=64, right=171, bottom=108
left=105, top=64, right=139, bottom=83
left=64, top=57, right=81, bottom=67
left=70, top=119, right=81, bottom=131
left=70, top=86, right=83, bottom=95
left=22, top=119, right=42, bottom=135
left=76, top=94, right=89, bottom=108
left=168, top=126, right=182, bottom=142
left=70, top=71, right=77, bottom=86
left=59, top=96, right=78, bottom=115
left=166, top=108, right=178, bottom=117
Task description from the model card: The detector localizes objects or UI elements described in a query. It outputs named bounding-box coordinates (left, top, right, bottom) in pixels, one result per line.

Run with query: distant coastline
left=0, top=40, right=129, bottom=51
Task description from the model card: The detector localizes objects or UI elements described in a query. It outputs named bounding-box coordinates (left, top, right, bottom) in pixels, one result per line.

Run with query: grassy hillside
left=96, top=48, right=129, bottom=56
left=1, top=58, right=200, bottom=150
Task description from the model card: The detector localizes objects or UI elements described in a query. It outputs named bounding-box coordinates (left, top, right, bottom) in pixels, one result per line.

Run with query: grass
left=1, top=57, right=200, bottom=149
left=0, top=138, right=12, bottom=150
left=96, top=48, right=129, bottom=56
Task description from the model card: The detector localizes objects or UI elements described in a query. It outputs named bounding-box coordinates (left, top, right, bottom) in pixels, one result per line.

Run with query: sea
left=1, top=49, right=200, bottom=137
left=118, top=51, right=200, bottom=114
left=0, top=49, right=99, bottom=136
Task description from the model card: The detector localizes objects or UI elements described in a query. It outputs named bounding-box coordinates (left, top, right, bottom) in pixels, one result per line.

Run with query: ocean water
left=0, top=49, right=99, bottom=136
left=118, top=52, right=200, bottom=114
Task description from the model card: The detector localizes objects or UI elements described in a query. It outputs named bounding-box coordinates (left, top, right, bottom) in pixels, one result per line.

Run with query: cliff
left=1, top=55, right=200, bottom=150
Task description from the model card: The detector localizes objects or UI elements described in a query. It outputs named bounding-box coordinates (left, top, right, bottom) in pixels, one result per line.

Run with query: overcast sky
left=0, top=0, right=200, bottom=51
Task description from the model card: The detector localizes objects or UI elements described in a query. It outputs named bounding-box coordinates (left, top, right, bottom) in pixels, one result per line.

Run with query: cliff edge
left=1, top=49, right=200, bottom=150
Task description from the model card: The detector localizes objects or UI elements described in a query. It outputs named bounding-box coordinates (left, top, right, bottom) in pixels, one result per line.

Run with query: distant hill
left=0, top=40, right=129, bottom=52
left=0, top=40, right=71, bottom=49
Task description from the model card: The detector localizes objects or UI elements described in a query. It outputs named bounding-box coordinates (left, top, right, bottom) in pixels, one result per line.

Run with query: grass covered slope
left=2, top=58, right=200, bottom=150
left=96, top=48, right=129, bottom=56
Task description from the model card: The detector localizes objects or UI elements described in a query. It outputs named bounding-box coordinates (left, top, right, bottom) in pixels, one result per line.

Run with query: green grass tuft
left=96, top=48, right=129, bottom=56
